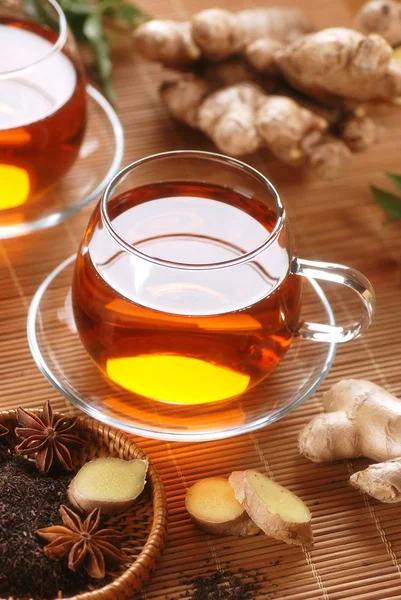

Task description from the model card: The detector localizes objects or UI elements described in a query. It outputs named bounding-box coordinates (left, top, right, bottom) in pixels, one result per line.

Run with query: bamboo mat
left=2, top=0, right=401, bottom=598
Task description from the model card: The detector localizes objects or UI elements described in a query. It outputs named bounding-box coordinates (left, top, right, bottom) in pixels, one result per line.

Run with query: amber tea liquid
left=73, top=182, right=302, bottom=405
left=0, top=18, right=86, bottom=211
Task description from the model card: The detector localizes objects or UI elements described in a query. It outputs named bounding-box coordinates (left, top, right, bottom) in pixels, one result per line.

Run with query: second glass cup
left=72, top=151, right=375, bottom=407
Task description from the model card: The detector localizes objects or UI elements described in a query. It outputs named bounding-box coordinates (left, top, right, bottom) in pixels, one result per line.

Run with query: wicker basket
left=0, top=409, right=168, bottom=600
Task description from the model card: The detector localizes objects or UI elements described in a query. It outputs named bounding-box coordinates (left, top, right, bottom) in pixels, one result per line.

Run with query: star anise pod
left=15, top=400, right=85, bottom=472
left=37, top=505, right=127, bottom=579
left=0, top=423, right=8, bottom=437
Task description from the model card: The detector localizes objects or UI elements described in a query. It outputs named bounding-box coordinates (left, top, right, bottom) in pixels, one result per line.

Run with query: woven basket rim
left=0, top=408, right=168, bottom=600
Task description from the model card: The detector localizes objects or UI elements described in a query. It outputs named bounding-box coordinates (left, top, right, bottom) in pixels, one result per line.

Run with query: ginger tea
left=0, top=18, right=86, bottom=211
left=72, top=182, right=302, bottom=405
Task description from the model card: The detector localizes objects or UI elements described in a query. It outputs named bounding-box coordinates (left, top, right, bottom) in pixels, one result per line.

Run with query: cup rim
left=100, top=150, right=286, bottom=271
left=0, top=0, right=68, bottom=79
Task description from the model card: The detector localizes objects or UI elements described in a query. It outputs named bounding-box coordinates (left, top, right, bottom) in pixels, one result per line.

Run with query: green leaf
left=24, top=0, right=147, bottom=102
left=98, top=0, right=120, bottom=12
left=83, top=13, right=115, bottom=104
left=57, top=0, right=74, bottom=11
left=65, top=3, right=95, bottom=15
left=371, top=185, right=401, bottom=222
left=116, top=4, right=144, bottom=25
left=99, top=0, right=146, bottom=26
left=386, top=172, right=401, bottom=194
left=83, top=11, right=102, bottom=39
left=63, top=13, right=88, bottom=42
left=23, top=0, right=57, bottom=27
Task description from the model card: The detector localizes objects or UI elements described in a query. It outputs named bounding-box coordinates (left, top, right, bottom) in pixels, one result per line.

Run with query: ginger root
left=190, top=8, right=244, bottom=62
left=229, top=470, right=313, bottom=546
left=299, top=130, right=353, bottom=180
left=133, top=20, right=201, bottom=69
left=196, top=83, right=264, bottom=156
left=135, top=11, right=384, bottom=178
left=192, top=7, right=312, bottom=62
left=356, top=0, right=401, bottom=47
left=201, top=57, right=263, bottom=87
left=338, top=111, right=377, bottom=152
left=245, top=38, right=283, bottom=75
left=68, top=457, right=148, bottom=514
left=160, top=76, right=216, bottom=128
left=161, top=78, right=351, bottom=178
left=185, top=477, right=260, bottom=536
left=276, top=27, right=401, bottom=102
left=299, top=380, right=401, bottom=503
left=299, top=380, right=401, bottom=463
left=350, top=458, right=401, bottom=503
left=133, top=7, right=312, bottom=68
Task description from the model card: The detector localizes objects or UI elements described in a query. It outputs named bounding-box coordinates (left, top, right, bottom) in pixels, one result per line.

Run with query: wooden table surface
left=2, top=0, right=401, bottom=598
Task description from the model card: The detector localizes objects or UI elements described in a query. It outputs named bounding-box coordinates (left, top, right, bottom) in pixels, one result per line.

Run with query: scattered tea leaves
left=179, top=569, right=264, bottom=600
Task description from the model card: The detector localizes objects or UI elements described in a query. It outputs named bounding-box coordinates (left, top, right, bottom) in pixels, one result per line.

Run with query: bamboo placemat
left=2, top=0, right=401, bottom=598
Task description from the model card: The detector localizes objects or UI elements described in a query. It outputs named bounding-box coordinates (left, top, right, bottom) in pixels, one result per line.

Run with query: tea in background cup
left=0, top=0, right=86, bottom=215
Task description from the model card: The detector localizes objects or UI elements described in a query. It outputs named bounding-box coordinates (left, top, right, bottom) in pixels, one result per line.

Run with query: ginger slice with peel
left=229, top=470, right=313, bottom=546
left=185, top=477, right=260, bottom=536
left=68, top=457, right=148, bottom=515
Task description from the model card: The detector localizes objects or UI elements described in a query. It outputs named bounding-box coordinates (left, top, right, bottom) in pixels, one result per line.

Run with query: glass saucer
left=0, top=85, right=124, bottom=239
left=28, top=255, right=336, bottom=442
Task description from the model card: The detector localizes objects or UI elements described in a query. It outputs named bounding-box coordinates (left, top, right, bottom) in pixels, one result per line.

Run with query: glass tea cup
left=0, top=0, right=86, bottom=223
left=72, top=151, right=375, bottom=407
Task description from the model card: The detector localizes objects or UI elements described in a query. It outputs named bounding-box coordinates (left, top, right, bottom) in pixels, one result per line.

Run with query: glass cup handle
left=291, top=257, right=376, bottom=343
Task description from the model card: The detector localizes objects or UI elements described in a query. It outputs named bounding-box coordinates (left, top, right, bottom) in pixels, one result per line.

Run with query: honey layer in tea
left=0, top=18, right=86, bottom=211
left=73, top=182, right=302, bottom=405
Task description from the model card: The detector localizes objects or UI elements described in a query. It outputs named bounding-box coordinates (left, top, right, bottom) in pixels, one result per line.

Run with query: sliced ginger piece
left=229, top=470, right=313, bottom=546
left=185, top=477, right=260, bottom=536
left=68, top=457, right=148, bottom=515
